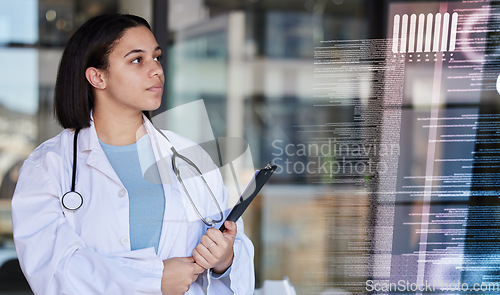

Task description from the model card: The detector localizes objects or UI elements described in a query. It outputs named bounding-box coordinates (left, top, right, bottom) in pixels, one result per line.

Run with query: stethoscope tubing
left=154, top=126, right=224, bottom=227
left=70, top=128, right=80, bottom=192
left=63, top=125, right=224, bottom=227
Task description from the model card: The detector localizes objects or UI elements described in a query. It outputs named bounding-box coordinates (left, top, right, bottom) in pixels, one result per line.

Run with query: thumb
left=180, top=256, right=195, bottom=263
left=222, top=221, right=237, bottom=239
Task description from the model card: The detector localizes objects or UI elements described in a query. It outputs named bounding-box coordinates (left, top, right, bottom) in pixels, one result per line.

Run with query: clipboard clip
left=263, top=162, right=276, bottom=175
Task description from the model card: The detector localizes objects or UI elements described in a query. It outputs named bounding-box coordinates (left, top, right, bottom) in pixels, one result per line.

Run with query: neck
left=93, top=108, right=147, bottom=146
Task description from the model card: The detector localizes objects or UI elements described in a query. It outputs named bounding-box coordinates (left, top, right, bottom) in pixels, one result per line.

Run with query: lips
left=147, top=83, right=164, bottom=92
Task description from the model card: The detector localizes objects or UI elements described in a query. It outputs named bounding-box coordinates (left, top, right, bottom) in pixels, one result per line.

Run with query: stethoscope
left=61, top=128, right=83, bottom=211
left=61, top=127, right=224, bottom=227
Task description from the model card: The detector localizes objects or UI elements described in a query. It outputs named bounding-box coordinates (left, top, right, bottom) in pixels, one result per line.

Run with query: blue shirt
left=100, top=135, right=165, bottom=253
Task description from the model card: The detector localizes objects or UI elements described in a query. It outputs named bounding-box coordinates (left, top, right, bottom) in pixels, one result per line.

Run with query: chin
left=144, top=100, right=162, bottom=111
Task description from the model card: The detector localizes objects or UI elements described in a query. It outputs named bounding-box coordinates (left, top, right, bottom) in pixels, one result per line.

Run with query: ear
left=85, top=67, right=106, bottom=90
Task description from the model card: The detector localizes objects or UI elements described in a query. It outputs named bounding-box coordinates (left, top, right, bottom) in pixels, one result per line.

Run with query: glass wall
left=168, top=0, right=500, bottom=294
left=2, top=0, right=500, bottom=294
left=167, top=1, right=372, bottom=293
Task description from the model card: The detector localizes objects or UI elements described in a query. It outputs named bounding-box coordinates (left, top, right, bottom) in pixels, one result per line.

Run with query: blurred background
left=1, top=0, right=500, bottom=294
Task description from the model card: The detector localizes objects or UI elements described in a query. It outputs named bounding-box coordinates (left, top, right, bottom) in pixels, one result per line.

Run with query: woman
left=11, top=14, right=254, bottom=294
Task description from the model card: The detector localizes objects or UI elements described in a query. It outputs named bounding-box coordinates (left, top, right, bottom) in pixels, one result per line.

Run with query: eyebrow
left=124, top=46, right=161, bottom=58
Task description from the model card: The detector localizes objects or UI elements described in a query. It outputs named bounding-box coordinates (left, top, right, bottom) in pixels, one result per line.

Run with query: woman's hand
left=193, top=221, right=237, bottom=274
left=161, top=257, right=205, bottom=295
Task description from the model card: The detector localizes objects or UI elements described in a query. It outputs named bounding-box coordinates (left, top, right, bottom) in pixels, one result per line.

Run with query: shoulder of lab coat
left=12, top=127, right=163, bottom=294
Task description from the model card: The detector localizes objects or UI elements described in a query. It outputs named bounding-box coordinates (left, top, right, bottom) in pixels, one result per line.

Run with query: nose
left=149, top=60, right=164, bottom=79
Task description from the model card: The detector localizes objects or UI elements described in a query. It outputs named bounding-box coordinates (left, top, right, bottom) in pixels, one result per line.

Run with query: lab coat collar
left=141, top=114, right=175, bottom=157
left=74, top=111, right=174, bottom=190
left=77, top=121, right=99, bottom=153
left=77, top=111, right=158, bottom=154
left=75, top=112, right=174, bottom=193
left=77, top=109, right=99, bottom=153
left=76, top=111, right=123, bottom=186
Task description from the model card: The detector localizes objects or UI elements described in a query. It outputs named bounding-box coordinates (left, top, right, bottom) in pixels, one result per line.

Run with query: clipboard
left=219, top=163, right=277, bottom=232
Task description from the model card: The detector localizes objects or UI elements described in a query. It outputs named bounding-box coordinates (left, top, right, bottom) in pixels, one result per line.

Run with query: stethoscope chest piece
left=62, top=191, right=83, bottom=210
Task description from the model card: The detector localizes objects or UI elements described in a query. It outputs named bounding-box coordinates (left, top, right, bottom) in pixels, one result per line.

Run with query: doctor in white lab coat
left=11, top=13, right=254, bottom=295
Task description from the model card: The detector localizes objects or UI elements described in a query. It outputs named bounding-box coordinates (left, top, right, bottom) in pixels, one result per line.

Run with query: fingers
left=200, top=234, right=216, bottom=249
left=192, top=225, right=236, bottom=273
left=193, top=248, right=211, bottom=269
left=193, top=236, right=225, bottom=270
left=190, top=222, right=238, bottom=274
left=205, top=231, right=230, bottom=259
left=161, top=256, right=205, bottom=295
left=162, top=256, right=194, bottom=267
left=221, top=221, right=237, bottom=239
left=206, top=227, right=224, bottom=242
left=200, top=221, right=237, bottom=248
left=207, top=224, right=234, bottom=244
left=165, top=256, right=203, bottom=274
left=184, top=256, right=205, bottom=275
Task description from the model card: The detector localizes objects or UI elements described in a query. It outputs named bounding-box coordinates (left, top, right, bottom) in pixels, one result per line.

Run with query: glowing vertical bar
left=433, top=13, right=441, bottom=52
left=393, top=14, right=400, bottom=53
left=425, top=13, right=433, bottom=52
left=449, top=12, right=458, bottom=51
left=408, top=14, right=416, bottom=53
left=416, top=14, right=425, bottom=52
left=401, top=14, right=408, bottom=53
left=441, top=12, right=450, bottom=51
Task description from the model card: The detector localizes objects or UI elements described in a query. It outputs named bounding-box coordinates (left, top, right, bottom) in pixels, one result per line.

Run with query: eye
left=154, top=55, right=162, bottom=62
left=131, top=57, right=142, bottom=63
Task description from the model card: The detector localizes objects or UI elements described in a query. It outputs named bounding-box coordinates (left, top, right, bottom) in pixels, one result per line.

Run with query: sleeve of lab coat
left=12, top=160, right=164, bottom=295
left=207, top=218, right=255, bottom=295
left=206, top=181, right=255, bottom=295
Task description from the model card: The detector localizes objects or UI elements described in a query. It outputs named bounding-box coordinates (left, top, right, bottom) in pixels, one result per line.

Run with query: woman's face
left=99, top=25, right=164, bottom=114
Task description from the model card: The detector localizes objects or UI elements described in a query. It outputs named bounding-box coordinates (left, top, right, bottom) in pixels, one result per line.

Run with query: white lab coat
left=11, top=115, right=255, bottom=295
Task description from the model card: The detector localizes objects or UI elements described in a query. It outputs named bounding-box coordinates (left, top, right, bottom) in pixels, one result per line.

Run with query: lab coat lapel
left=78, top=122, right=123, bottom=186
left=143, top=117, right=186, bottom=258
